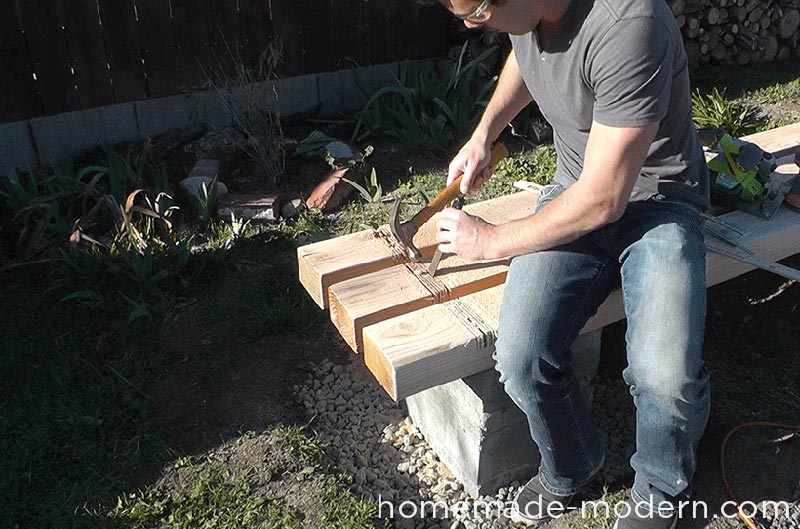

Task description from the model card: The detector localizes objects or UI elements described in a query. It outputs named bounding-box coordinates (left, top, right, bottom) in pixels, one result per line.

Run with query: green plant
left=353, top=42, right=499, bottom=150
left=691, top=87, right=764, bottom=137
left=342, top=167, right=384, bottom=203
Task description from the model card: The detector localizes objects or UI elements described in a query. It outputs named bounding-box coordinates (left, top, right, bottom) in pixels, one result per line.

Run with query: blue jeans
left=493, top=183, right=710, bottom=510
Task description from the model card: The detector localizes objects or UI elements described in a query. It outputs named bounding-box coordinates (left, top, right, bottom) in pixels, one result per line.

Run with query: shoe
left=509, top=473, right=576, bottom=525
left=612, top=497, right=679, bottom=529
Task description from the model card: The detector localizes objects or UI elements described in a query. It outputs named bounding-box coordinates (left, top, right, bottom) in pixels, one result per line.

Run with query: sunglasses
left=453, top=0, right=493, bottom=23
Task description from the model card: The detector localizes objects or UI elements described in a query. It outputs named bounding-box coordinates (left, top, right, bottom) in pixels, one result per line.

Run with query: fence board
left=171, top=0, right=213, bottom=89
left=208, top=0, right=241, bottom=78
left=17, top=0, right=80, bottom=115
left=98, top=0, right=147, bottom=102
left=364, top=0, right=393, bottom=66
left=390, top=0, right=413, bottom=61
left=333, top=0, right=365, bottom=68
left=60, top=0, right=114, bottom=109
left=135, top=0, right=180, bottom=98
left=271, top=0, right=305, bottom=76
left=238, top=0, right=273, bottom=76
left=301, top=0, right=336, bottom=73
left=412, top=3, right=450, bottom=59
left=0, top=0, right=41, bottom=121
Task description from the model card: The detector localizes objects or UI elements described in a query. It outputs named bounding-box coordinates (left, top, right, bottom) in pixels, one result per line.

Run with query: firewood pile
left=670, top=0, right=800, bottom=66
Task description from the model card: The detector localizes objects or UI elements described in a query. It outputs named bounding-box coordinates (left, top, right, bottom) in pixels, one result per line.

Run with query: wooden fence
left=0, top=0, right=451, bottom=124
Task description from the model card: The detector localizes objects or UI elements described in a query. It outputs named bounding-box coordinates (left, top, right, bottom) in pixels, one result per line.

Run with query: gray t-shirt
left=510, top=0, right=709, bottom=210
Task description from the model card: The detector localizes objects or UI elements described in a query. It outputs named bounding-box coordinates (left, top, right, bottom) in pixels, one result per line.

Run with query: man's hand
left=448, top=137, right=495, bottom=195
left=435, top=208, right=497, bottom=260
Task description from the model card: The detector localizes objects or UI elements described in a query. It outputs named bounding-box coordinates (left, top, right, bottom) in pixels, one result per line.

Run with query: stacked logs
left=669, top=0, right=800, bottom=66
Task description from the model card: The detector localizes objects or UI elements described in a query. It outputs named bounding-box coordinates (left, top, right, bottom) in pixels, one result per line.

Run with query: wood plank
left=59, top=0, right=114, bottom=108
left=98, top=0, right=148, bottom=102
left=410, top=1, right=450, bottom=60
left=171, top=0, right=212, bottom=90
left=297, top=190, right=538, bottom=309
left=362, top=0, right=392, bottom=66
left=0, top=0, right=41, bottom=121
left=271, top=0, right=305, bottom=76
left=301, top=0, right=336, bottom=73
left=389, top=0, right=412, bottom=61
left=208, top=0, right=241, bottom=78
left=332, top=0, right=364, bottom=68
left=742, top=123, right=800, bottom=159
left=135, top=0, right=181, bottom=98
left=329, top=255, right=510, bottom=353
left=365, top=203, right=800, bottom=400
left=17, top=0, right=80, bottom=115
left=238, top=0, right=273, bottom=76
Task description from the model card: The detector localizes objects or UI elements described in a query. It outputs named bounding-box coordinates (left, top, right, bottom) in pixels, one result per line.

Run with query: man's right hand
left=448, top=136, right=495, bottom=195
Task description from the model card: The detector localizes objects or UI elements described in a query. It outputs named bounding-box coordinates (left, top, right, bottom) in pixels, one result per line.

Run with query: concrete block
left=338, top=63, right=400, bottom=113
left=317, top=71, right=342, bottom=117
left=0, top=120, right=39, bottom=175
left=134, top=93, right=199, bottom=139
left=94, top=103, right=139, bottom=147
left=29, top=110, right=104, bottom=167
left=405, top=329, right=603, bottom=497
left=275, top=73, right=320, bottom=117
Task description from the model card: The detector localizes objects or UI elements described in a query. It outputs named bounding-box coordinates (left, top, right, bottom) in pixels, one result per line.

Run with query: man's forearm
left=487, top=181, right=618, bottom=259
left=473, top=51, right=533, bottom=143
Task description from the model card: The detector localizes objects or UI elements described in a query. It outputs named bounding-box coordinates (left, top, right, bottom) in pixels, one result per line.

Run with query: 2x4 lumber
left=741, top=122, right=800, bottom=159
left=328, top=255, right=510, bottom=353
left=365, top=156, right=800, bottom=401
left=297, top=191, right=538, bottom=309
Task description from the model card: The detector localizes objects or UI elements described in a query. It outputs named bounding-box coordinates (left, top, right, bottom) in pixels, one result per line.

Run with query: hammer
left=389, top=142, right=509, bottom=262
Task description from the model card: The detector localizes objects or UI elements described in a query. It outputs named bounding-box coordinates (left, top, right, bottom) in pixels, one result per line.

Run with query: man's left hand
left=434, top=208, right=496, bottom=261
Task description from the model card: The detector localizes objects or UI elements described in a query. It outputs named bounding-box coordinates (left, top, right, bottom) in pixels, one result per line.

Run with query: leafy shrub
left=0, top=146, right=247, bottom=322
left=352, top=43, right=499, bottom=151
left=691, top=87, right=764, bottom=137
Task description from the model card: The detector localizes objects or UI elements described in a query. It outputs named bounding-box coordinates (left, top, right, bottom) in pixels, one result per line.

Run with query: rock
left=188, top=158, right=221, bottom=179
left=179, top=176, right=228, bottom=203
left=325, top=141, right=356, bottom=161
left=218, top=194, right=280, bottom=223
left=280, top=198, right=304, bottom=220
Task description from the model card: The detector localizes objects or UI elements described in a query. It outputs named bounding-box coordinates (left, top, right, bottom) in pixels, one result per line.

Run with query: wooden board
left=171, top=0, right=212, bottom=90
left=17, top=0, right=80, bottom=115
left=271, top=0, right=305, bottom=76
left=59, top=0, right=114, bottom=109
left=742, top=123, right=800, bottom=159
left=297, top=190, right=538, bottom=309
left=135, top=0, right=181, bottom=98
left=207, top=0, right=242, bottom=80
left=98, top=0, right=148, bottom=102
left=237, top=0, right=273, bottom=76
left=300, top=0, right=335, bottom=73
left=0, top=0, right=41, bottom=121
left=363, top=0, right=393, bottom=66
left=329, top=255, right=510, bottom=353
left=364, top=203, right=800, bottom=400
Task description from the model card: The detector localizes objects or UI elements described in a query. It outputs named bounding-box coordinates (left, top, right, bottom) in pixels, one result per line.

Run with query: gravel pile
left=296, top=359, right=644, bottom=528
left=760, top=499, right=800, bottom=529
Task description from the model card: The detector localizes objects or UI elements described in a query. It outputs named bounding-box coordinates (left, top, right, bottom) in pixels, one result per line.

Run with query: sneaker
left=509, top=473, right=576, bottom=525
left=613, top=498, right=679, bottom=529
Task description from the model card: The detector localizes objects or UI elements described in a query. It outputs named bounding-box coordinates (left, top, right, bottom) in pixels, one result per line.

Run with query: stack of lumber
left=668, top=0, right=800, bottom=65
left=297, top=123, right=800, bottom=402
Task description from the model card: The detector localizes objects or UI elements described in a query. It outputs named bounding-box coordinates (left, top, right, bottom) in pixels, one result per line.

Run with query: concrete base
left=404, top=329, right=602, bottom=498
left=0, top=61, right=409, bottom=176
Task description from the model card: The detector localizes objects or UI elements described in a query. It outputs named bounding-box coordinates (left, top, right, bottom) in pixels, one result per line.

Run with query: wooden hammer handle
left=412, top=142, right=509, bottom=229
